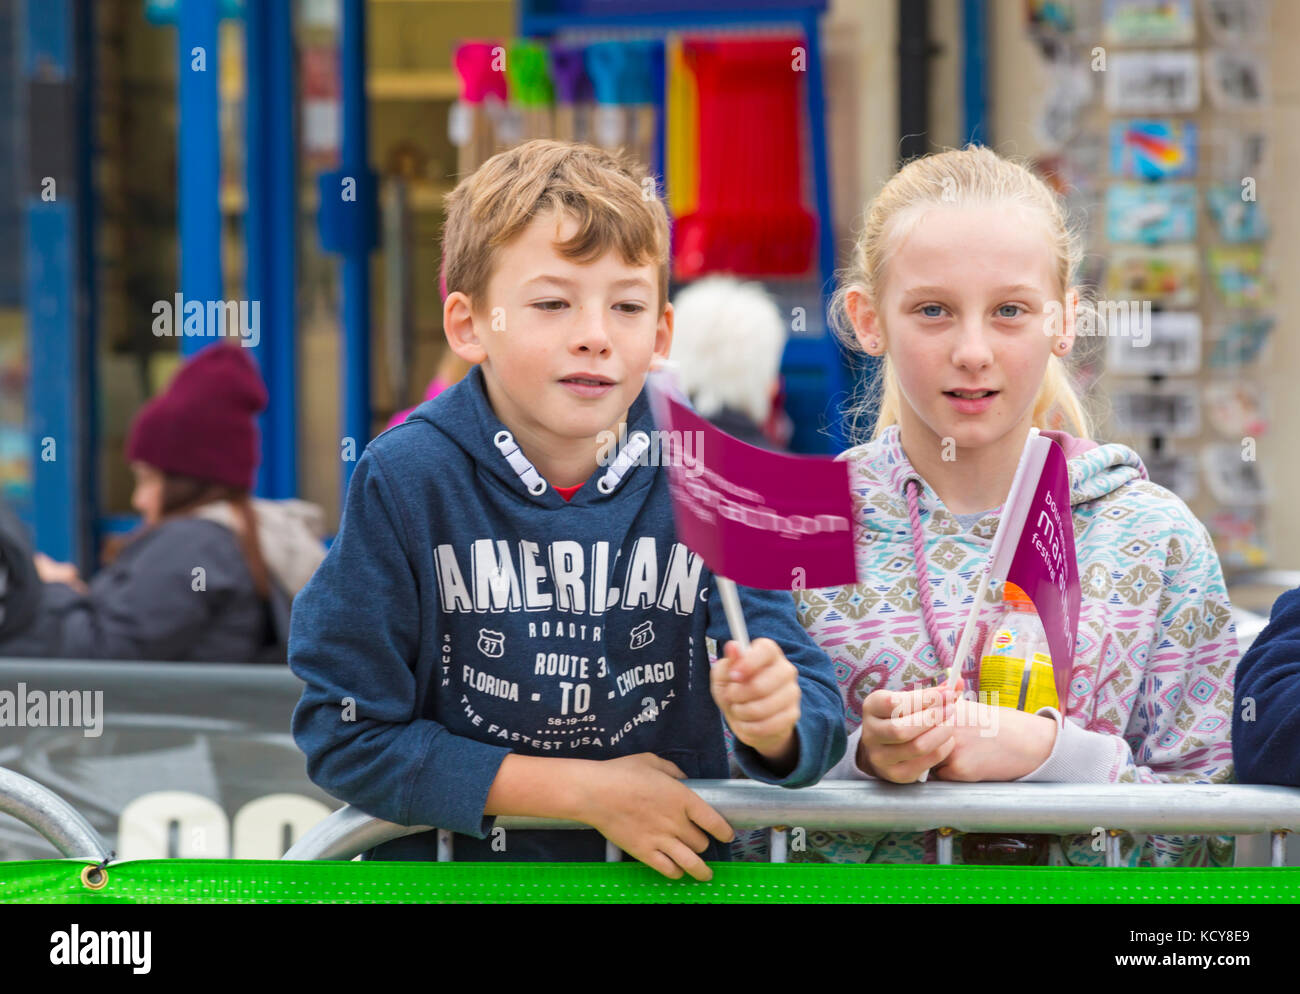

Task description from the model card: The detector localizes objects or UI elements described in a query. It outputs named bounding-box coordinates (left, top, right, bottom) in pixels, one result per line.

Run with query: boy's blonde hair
left=830, top=145, right=1094, bottom=442
left=442, top=139, right=671, bottom=313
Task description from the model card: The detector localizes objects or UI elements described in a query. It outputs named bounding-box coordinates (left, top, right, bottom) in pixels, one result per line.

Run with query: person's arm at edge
left=1233, top=585, right=1300, bottom=785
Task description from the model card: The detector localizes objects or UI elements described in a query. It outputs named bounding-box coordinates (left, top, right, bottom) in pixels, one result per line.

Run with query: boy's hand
left=711, top=638, right=801, bottom=769
left=578, top=753, right=733, bottom=881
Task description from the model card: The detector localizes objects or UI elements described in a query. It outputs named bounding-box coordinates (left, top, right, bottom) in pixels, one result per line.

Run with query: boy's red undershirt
left=552, top=482, right=583, bottom=501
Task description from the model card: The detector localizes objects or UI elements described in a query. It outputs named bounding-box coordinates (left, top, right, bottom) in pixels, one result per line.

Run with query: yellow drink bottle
left=960, top=581, right=1059, bottom=866
left=978, top=581, right=1060, bottom=714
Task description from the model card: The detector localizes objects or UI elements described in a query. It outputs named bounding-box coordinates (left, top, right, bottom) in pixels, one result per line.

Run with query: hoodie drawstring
left=905, top=478, right=995, bottom=683
left=597, top=431, right=650, bottom=494
left=494, top=430, right=547, bottom=496
left=493, top=428, right=649, bottom=499
left=905, top=479, right=952, bottom=675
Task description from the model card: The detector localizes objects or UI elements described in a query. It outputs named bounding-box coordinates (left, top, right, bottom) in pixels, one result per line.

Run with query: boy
left=288, top=140, right=846, bottom=880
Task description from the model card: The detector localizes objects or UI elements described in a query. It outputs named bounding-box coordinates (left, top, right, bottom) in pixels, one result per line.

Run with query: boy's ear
left=653, top=300, right=674, bottom=363
left=443, top=291, right=487, bottom=364
left=847, top=288, right=885, bottom=356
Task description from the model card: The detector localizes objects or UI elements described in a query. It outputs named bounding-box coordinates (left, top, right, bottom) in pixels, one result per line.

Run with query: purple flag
left=985, top=432, right=1081, bottom=705
left=646, top=373, right=857, bottom=590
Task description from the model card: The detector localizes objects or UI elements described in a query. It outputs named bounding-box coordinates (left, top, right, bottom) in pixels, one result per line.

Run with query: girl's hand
left=858, top=683, right=957, bottom=783
left=34, top=552, right=88, bottom=594
left=932, top=697, right=1058, bottom=781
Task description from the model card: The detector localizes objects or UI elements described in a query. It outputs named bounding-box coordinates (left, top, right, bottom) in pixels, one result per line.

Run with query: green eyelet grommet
left=80, top=864, right=108, bottom=891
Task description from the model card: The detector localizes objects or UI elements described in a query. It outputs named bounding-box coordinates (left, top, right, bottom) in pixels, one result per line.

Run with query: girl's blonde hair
left=830, top=145, right=1095, bottom=443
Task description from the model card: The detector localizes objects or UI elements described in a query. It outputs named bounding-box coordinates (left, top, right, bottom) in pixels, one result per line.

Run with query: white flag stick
left=916, top=574, right=991, bottom=784
left=716, top=575, right=751, bottom=651
left=917, top=430, right=1047, bottom=783
left=947, top=565, right=993, bottom=688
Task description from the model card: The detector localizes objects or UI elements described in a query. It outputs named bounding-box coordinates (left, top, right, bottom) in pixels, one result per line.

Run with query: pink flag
left=981, top=431, right=1081, bottom=705
left=646, top=373, right=857, bottom=591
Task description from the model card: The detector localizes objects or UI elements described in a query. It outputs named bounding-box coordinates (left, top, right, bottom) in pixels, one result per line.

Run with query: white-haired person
left=669, top=276, right=790, bottom=449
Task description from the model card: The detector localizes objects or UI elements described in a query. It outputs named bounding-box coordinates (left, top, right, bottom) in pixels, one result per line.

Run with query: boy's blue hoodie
left=289, top=366, right=846, bottom=861
left=1234, top=587, right=1300, bottom=785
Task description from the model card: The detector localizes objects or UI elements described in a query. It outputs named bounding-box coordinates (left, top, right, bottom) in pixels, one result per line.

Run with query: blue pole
left=800, top=9, right=848, bottom=453
left=245, top=0, right=268, bottom=493
left=245, top=0, right=298, bottom=498
left=22, top=0, right=95, bottom=566
left=178, top=0, right=222, bottom=357
left=962, top=0, right=988, bottom=146
left=339, top=0, right=371, bottom=493
left=74, top=0, right=98, bottom=568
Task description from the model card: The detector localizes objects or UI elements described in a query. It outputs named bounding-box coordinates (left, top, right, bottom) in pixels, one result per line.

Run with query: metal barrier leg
left=1106, top=830, right=1123, bottom=867
left=0, top=767, right=110, bottom=861
left=936, top=827, right=954, bottom=865
left=436, top=829, right=453, bottom=862
left=769, top=827, right=788, bottom=863
left=1271, top=830, right=1288, bottom=867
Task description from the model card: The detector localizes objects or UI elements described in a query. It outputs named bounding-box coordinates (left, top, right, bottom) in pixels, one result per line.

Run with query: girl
left=797, top=146, right=1236, bottom=866
left=0, top=343, right=326, bottom=662
left=384, top=350, right=472, bottom=431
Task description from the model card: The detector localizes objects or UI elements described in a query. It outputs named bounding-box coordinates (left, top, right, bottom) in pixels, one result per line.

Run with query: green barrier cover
left=4, top=860, right=1300, bottom=904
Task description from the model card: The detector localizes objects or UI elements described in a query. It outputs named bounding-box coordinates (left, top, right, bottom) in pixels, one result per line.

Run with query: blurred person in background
left=0, top=343, right=326, bottom=662
left=383, top=351, right=472, bottom=432
left=668, top=276, right=791, bottom=449
left=383, top=262, right=472, bottom=433
left=0, top=501, right=41, bottom=642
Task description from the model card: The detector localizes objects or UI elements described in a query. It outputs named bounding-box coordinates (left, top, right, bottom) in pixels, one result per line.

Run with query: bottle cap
left=1002, top=581, right=1035, bottom=609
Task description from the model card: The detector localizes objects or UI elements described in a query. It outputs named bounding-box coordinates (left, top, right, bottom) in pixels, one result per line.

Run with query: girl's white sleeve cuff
left=1015, top=707, right=1126, bottom=783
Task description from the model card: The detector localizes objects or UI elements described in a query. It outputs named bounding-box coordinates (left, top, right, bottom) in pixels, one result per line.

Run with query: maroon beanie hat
left=126, top=343, right=268, bottom=490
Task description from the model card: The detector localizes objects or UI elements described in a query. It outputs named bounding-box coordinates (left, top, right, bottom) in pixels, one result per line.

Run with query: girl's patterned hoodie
left=791, top=425, right=1237, bottom=867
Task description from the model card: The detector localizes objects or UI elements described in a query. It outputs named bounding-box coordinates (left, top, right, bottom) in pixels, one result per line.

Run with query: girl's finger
left=879, top=704, right=946, bottom=744
left=865, top=684, right=945, bottom=720
left=881, top=734, right=957, bottom=783
left=899, top=718, right=955, bottom=759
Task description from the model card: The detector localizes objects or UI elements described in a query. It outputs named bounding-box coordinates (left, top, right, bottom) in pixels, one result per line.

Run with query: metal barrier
left=0, top=767, right=111, bottom=861
left=283, top=780, right=1300, bottom=867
